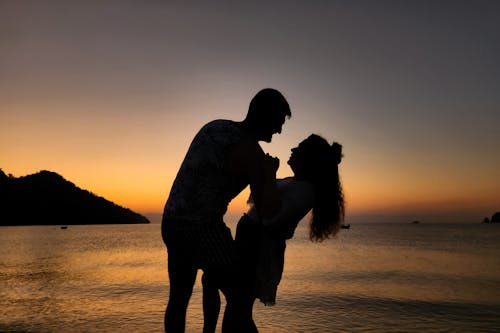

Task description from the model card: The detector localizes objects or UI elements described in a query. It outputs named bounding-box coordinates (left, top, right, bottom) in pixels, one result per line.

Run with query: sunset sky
left=1, top=1, right=499, bottom=223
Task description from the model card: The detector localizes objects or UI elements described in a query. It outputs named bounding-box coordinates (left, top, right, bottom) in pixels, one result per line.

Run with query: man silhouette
left=161, top=88, right=291, bottom=332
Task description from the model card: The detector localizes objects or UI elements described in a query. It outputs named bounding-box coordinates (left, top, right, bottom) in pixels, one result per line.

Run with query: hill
left=491, top=212, right=500, bottom=223
left=0, top=169, right=150, bottom=226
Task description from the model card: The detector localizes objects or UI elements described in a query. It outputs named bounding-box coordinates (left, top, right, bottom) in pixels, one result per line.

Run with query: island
left=481, top=212, right=500, bottom=224
left=0, top=169, right=150, bottom=226
left=491, top=212, right=500, bottom=223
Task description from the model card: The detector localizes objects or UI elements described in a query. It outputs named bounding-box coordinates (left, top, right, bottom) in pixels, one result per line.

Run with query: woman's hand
left=262, top=153, right=280, bottom=175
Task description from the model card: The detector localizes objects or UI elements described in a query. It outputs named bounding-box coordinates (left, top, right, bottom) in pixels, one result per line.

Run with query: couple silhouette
left=161, top=88, right=344, bottom=332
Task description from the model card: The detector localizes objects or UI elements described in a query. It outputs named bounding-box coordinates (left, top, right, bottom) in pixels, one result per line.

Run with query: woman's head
left=289, top=134, right=345, bottom=241
left=288, top=134, right=342, bottom=180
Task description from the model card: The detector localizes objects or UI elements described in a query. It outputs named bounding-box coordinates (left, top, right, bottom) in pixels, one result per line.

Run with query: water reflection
left=1, top=223, right=500, bottom=332
left=0, top=225, right=168, bottom=333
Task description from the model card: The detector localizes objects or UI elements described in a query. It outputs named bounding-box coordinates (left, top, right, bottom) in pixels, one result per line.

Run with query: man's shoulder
left=193, top=119, right=238, bottom=142
left=202, top=119, right=235, bottom=130
left=199, top=119, right=252, bottom=145
left=227, top=138, right=264, bottom=162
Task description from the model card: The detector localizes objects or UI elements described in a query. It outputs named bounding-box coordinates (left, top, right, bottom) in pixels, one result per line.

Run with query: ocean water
left=1, top=222, right=499, bottom=333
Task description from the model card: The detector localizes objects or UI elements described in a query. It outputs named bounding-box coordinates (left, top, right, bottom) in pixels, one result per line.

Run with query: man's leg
left=164, top=258, right=197, bottom=333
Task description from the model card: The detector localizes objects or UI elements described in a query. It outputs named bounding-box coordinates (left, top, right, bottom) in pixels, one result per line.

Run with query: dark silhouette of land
left=481, top=212, right=500, bottom=224
left=487, top=212, right=500, bottom=223
left=0, top=169, right=149, bottom=226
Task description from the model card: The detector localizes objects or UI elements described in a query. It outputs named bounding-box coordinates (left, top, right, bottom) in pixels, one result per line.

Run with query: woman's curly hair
left=301, top=134, right=345, bottom=242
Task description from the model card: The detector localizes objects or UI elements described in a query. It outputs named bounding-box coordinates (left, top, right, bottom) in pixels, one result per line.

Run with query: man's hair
left=246, top=88, right=291, bottom=125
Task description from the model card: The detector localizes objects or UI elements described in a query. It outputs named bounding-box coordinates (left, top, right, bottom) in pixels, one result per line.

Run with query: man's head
left=245, top=88, right=291, bottom=142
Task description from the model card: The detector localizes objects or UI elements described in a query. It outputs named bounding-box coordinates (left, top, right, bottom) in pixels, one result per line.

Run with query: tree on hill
left=0, top=169, right=150, bottom=226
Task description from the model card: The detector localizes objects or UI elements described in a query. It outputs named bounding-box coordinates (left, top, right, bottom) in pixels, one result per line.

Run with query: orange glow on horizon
left=2, top=102, right=499, bottom=222
left=2, top=163, right=497, bottom=221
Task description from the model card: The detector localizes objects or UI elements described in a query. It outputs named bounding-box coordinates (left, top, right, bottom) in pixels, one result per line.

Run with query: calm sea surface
left=1, top=222, right=499, bottom=333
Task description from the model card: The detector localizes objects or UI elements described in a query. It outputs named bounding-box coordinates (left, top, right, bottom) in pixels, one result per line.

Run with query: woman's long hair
left=301, top=134, right=345, bottom=242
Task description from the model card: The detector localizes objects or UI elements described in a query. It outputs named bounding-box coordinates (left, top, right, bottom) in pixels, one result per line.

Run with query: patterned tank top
left=163, top=119, right=249, bottom=221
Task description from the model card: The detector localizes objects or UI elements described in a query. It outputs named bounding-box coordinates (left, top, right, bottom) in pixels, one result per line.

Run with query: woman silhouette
left=202, top=134, right=345, bottom=332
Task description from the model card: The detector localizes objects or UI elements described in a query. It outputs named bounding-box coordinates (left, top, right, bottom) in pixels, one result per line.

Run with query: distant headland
left=482, top=212, right=500, bottom=224
left=0, top=169, right=150, bottom=226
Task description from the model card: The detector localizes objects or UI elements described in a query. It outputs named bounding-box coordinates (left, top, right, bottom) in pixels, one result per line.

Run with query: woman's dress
left=237, top=177, right=315, bottom=305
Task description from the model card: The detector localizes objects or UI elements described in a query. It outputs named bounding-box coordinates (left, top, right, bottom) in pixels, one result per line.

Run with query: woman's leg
left=210, top=215, right=259, bottom=333
left=202, top=272, right=221, bottom=333
left=216, top=264, right=258, bottom=333
left=202, top=270, right=257, bottom=333
left=164, top=258, right=197, bottom=333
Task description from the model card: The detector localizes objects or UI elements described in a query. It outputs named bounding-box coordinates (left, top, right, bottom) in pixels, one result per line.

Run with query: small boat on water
left=341, top=224, right=351, bottom=229
left=60, top=226, right=68, bottom=229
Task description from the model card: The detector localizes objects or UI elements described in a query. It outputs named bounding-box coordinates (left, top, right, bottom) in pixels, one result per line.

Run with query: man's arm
left=225, top=141, right=281, bottom=219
